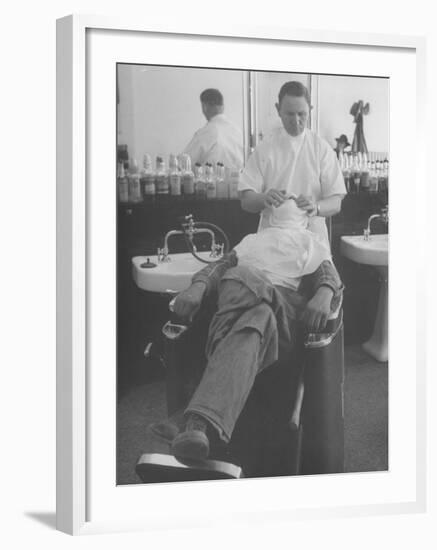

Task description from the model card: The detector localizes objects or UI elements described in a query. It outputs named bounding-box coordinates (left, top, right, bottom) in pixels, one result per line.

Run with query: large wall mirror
left=117, top=64, right=389, bottom=168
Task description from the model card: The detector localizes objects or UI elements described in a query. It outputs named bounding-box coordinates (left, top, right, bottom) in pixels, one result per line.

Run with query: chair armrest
left=304, top=296, right=343, bottom=349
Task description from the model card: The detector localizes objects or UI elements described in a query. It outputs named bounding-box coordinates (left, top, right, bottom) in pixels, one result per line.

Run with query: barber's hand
left=263, top=189, right=287, bottom=208
left=296, top=194, right=317, bottom=216
left=172, top=282, right=207, bottom=323
left=300, top=286, right=333, bottom=332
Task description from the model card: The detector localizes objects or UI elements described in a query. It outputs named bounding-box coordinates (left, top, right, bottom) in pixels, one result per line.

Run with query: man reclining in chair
left=151, top=81, right=346, bottom=461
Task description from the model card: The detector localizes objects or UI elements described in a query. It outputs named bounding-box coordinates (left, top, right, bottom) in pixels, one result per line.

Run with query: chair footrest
left=136, top=453, right=243, bottom=483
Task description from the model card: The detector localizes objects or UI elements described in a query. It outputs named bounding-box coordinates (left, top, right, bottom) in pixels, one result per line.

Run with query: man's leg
left=172, top=266, right=299, bottom=459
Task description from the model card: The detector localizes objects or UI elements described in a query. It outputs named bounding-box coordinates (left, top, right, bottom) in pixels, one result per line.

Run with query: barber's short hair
left=278, top=81, right=311, bottom=106
left=200, top=88, right=224, bottom=106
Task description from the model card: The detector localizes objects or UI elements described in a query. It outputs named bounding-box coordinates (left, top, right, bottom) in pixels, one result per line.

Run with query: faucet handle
left=210, top=243, right=224, bottom=258
left=157, top=247, right=170, bottom=262
left=179, top=214, right=195, bottom=234
left=381, top=206, right=389, bottom=222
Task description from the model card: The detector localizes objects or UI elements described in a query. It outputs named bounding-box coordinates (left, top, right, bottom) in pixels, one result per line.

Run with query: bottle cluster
left=339, top=152, right=389, bottom=194
left=117, top=153, right=241, bottom=204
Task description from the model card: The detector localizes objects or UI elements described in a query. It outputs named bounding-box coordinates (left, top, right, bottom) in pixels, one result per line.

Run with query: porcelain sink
left=340, top=234, right=388, bottom=267
left=340, top=233, right=389, bottom=362
left=132, top=251, right=212, bottom=293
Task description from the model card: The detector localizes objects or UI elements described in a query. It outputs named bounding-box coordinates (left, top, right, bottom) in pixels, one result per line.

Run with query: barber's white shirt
left=239, top=127, right=346, bottom=247
left=183, top=114, right=244, bottom=171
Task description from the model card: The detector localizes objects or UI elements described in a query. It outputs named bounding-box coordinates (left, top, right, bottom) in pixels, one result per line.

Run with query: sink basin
left=340, top=234, right=388, bottom=266
left=340, top=233, right=389, bottom=363
left=132, top=251, right=213, bottom=293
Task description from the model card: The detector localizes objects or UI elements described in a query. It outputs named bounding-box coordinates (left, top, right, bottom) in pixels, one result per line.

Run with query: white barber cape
left=239, top=127, right=346, bottom=248
left=183, top=114, right=244, bottom=171
left=234, top=200, right=332, bottom=290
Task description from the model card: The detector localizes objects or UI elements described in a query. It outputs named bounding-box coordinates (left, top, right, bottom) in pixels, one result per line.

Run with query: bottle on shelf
left=215, top=162, right=229, bottom=199
left=205, top=163, right=217, bottom=199
left=360, top=152, right=370, bottom=191
left=378, top=157, right=389, bottom=193
left=351, top=154, right=361, bottom=194
left=194, top=163, right=206, bottom=199
left=155, top=155, right=169, bottom=200
left=128, top=158, right=142, bottom=203
left=229, top=170, right=240, bottom=199
left=180, top=154, right=195, bottom=198
left=140, top=153, right=156, bottom=202
left=168, top=154, right=182, bottom=198
left=117, top=162, right=129, bottom=203
left=368, top=162, right=379, bottom=194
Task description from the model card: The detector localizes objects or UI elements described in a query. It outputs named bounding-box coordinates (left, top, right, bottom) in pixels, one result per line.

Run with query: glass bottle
left=368, top=162, right=379, bottom=194
left=229, top=170, right=240, bottom=199
left=128, top=158, right=142, bottom=203
left=180, top=154, right=195, bottom=198
left=155, top=156, right=169, bottom=200
left=140, top=153, right=155, bottom=202
left=117, top=162, right=129, bottom=203
left=168, top=154, right=182, bottom=198
left=215, top=162, right=228, bottom=199
left=194, top=163, right=206, bottom=199
left=351, top=154, right=361, bottom=194
left=360, top=153, right=370, bottom=191
left=205, top=163, right=217, bottom=199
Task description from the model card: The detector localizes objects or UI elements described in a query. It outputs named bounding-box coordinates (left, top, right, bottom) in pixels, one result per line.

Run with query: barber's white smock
left=239, top=127, right=346, bottom=248
left=236, top=127, right=346, bottom=289
left=183, top=114, right=244, bottom=171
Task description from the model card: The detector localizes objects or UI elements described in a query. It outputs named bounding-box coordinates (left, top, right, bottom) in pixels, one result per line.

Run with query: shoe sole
left=171, top=430, right=210, bottom=461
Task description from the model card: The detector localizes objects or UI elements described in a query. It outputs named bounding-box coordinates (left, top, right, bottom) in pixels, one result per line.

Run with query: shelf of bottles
left=339, top=151, right=389, bottom=195
left=117, top=151, right=241, bottom=206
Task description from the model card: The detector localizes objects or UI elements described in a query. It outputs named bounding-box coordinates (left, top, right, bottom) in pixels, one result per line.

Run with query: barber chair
left=136, top=292, right=345, bottom=483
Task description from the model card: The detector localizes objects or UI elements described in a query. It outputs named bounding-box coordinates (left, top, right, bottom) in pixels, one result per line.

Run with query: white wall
left=317, top=74, right=389, bottom=153
left=117, top=64, right=245, bottom=165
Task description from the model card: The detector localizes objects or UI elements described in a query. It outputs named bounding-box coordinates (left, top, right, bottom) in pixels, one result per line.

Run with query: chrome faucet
left=363, top=207, right=389, bottom=240
left=157, top=230, right=185, bottom=262
left=157, top=215, right=218, bottom=262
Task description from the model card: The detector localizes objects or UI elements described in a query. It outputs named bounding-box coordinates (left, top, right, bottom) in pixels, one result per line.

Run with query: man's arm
left=172, top=251, right=238, bottom=322
left=300, top=260, right=344, bottom=332
left=295, top=194, right=344, bottom=217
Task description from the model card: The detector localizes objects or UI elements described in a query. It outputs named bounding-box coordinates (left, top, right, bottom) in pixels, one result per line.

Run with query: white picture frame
left=56, top=14, right=427, bottom=535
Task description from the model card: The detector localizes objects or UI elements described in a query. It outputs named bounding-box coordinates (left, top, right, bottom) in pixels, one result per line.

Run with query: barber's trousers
left=186, top=265, right=306, bottom=442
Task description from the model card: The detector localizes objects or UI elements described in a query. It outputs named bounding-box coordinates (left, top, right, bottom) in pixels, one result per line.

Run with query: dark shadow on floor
left=24, top=511, right=57, bottom=530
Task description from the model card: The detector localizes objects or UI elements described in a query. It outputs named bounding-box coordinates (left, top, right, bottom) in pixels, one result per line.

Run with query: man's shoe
left=148, top=409, right=185, bottom=443
left=171, top=413, right=210, bottom=461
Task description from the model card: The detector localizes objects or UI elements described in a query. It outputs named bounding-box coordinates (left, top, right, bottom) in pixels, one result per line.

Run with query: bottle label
left=206, top=183, right=216, bottom=199
left=128, top=176, right=142, bottom=202
left=142, top=175, right=156, bottom=196
left=155, top=175, right=169, bottom=194
left=182, top=175, right=195, bottom=195
left=170, top=174, right=181, bottom=196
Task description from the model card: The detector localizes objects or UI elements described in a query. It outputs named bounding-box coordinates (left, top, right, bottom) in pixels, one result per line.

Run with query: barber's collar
left=280, top=126, right=306, bottom=145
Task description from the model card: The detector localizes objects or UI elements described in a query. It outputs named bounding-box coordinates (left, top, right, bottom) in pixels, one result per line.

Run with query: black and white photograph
left=115, top=64, right=389, bottom=485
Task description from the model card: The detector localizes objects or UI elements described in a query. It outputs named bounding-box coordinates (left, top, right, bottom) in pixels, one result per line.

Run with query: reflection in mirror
left=117, top=64, right=247, bottom=174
